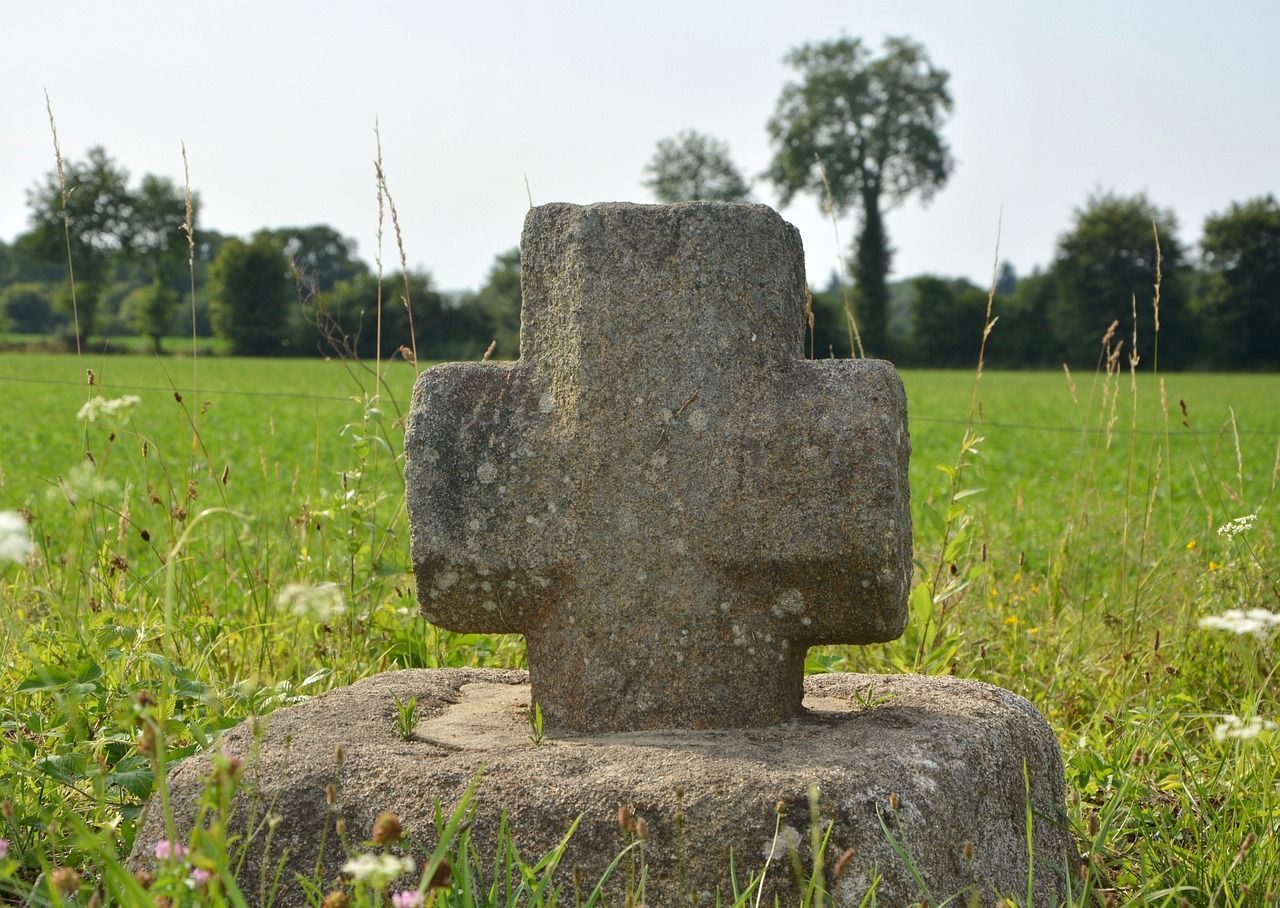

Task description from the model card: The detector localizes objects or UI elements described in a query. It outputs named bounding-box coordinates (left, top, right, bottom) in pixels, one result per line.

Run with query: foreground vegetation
left=0, top=350, right=1276, bottom=905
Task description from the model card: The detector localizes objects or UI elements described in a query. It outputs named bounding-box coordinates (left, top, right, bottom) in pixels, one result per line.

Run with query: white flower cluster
left=1198, top=608, right=1280, bottom=638
left=0, top=511, right=34, bottom=564
left=76, top=394, right=142, bottom=425
left=341, top=852, right=416, bottom=887
left=277, top=582, right=346, bottom=621
left=1214, top=715, right=1277, bottom=742
left=55, top=462, right=120, bottom=504
left=1216, top=513, right=1258, bottom=540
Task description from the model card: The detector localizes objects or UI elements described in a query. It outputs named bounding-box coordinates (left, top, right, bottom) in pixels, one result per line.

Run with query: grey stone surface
left=131, top=669, right=1073, bottom=907
left=129, top=201, right=1072, bottom=907
left=405, top=202, right=912, bottom=732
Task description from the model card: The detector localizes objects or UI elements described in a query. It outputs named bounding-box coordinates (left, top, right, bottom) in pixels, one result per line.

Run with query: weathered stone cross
left=406, top=202, right=911, bottom=733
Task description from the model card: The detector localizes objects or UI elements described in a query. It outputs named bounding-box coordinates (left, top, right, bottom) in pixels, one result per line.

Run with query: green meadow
left=0, top=351, right=1277, bottom=905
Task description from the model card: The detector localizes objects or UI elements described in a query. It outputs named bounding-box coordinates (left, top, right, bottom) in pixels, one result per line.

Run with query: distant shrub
left=0, top=282, right=62, bottom=334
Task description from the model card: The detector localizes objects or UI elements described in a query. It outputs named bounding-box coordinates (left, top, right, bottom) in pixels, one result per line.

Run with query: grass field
left=0, top=351, right=1277, bottom=905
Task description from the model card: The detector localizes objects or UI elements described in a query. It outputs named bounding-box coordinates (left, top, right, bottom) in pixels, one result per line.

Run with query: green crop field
left=0, top=351, right=1277, bottom=905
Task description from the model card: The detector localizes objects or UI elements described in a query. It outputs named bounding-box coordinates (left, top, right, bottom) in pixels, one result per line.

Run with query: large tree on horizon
left=766, top=36, right=953, bottom=357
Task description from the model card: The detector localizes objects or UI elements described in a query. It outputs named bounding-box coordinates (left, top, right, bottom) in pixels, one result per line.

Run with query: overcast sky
left=2, top=1, right=1276, bottom=293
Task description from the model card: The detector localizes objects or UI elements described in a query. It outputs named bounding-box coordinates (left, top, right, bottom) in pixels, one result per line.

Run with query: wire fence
left=1, top=372, right=1276, bottom=438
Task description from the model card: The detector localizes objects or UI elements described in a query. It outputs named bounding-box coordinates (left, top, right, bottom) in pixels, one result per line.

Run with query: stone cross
left=405, top=202, right=911, bottom=733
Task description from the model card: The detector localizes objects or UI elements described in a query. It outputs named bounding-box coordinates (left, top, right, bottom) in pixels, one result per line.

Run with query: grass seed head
left=427, top=858, right=453, bottom=889
left=137, top=722, right=157, bottom=758
left=51, top=867, right=82, bottom=896
left=371, top=811, right=404, bottom=844
left=833, top=846, right=857, bottom=880
left=213, top=754, right=243, bottom=785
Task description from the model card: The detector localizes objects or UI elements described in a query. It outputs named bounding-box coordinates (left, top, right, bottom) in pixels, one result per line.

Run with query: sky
left=2, top=1, right=1277, bottom=294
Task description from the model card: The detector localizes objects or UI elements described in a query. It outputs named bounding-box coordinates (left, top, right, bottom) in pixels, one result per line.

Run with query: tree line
left=803, top=190, right=1280, bottom=370
left=4, top=144, right=1276, bottom=370
left=2, top=34, right=1278, bottom=368
left=641, top=36, right=1279, bottom=370
left=0, top=146, right=520, bottom=361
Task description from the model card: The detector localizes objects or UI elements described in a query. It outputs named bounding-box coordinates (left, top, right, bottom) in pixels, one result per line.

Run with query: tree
left=987, top=269, right=1055, bottom=368
left=307, top=269, right=488, bottom=361
left=121, top=279, right=179, bottom=346
left=766, top=36, right=953, bottom=356
left=643, top=131, right=750, bottom=203
left=0, top=283, right=61, bottom=334
left=257, top=225, right=368, bottom=294
left=807, top=286, right=853, bottom=359
left=24, top=146, right=134, bottom=340
left=470, top=248, right=522, bottom=358
left=1049, top=192, right=1188, bottom=366
left=908, top=276, right=988, bottom=366
left=994, top=262, right=1018, bottom=297
left=1200, top=195, right=1280, bottom=369
left=210, top=235, right=292, bottom=355
left=129, top=174, right=194, bottom=351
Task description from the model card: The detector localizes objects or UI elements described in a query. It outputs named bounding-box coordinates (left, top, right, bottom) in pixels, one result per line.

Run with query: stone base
left=132, top=669, right=1073, bottom=906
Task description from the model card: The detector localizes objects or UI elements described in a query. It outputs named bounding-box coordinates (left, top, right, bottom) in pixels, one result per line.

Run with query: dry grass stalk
left=1120, top=294, right=1140, bottom=607
left=813, top=154, right=864, bottom=358
left=181, top=143, right=200, bottom=452
left=919, top=215, right=1004, bottom=659
left=43, top=91, right=83, bottom=365
left=1151, top=220, right=1162, bottom=334
left=373, top=121, right=387, bottom=396
left=372, top=127, right=417, bottom=374
left=965, top=210, right=1003, bottom=422
left=803, top=286, right=816, bottom=359
left=1229, top=406, right=1244, bottom=495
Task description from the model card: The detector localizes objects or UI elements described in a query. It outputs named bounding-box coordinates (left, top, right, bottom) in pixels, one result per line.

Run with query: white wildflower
left=76, top=394, right=141, bottom=426
left=277, top=582, right=346, bottom=621
left=1213, top=715, right=1277, bottom=742
left=1216, top=514, right=1258, bottom=539
left=0, top=512, right=34, bottom=564
left=1198, top=608, right=1280, bottom=638
left=341, top=852, right=415, bottom=887
left=55, top=462, right=120, bottom=503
